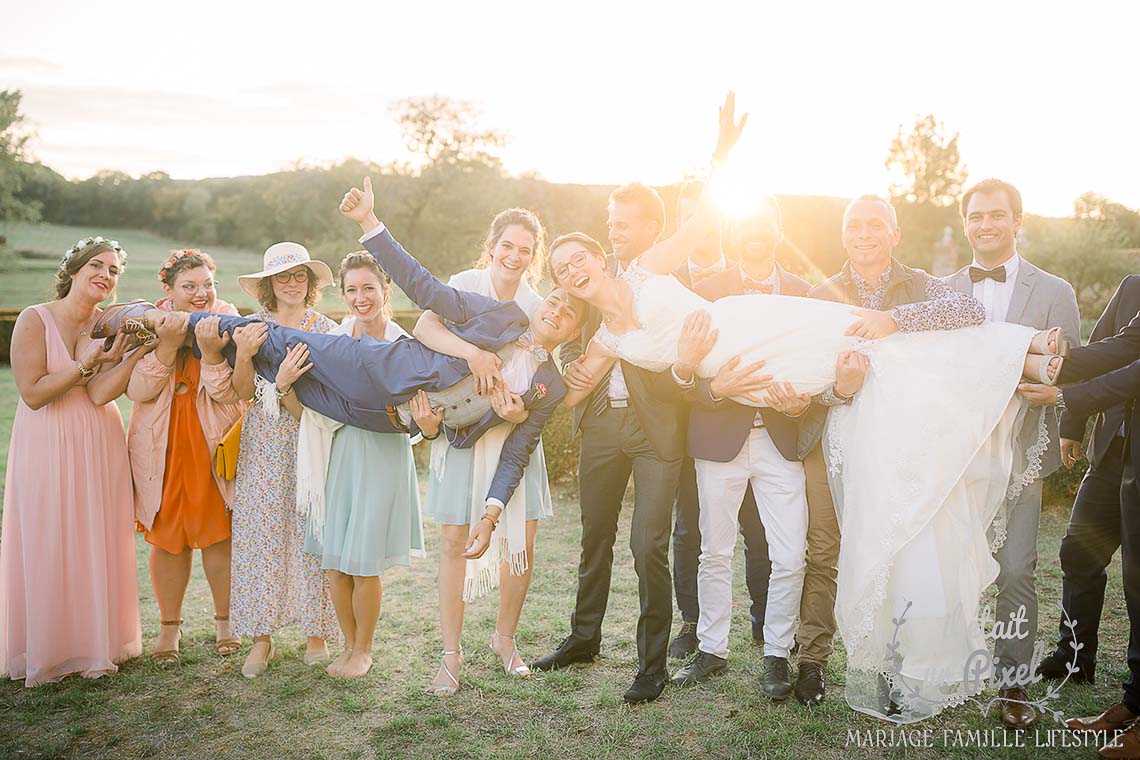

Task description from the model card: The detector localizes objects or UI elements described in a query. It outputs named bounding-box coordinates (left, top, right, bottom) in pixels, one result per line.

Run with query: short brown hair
left=961, top=179, right=1022, bottom=220
left=159, top=249, right=216, bottom=286
left=609, top=182, right=666, bottom=236
left=475, top=207, right=546, bottom=283
left=255, top=270, right=322, bottom=311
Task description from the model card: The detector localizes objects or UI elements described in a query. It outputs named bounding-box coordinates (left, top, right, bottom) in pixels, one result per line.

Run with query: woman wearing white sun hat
left=226, top=242, right=341, bottom=678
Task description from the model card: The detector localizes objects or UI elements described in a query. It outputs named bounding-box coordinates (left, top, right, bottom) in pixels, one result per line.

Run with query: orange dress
left=144, top=353, right=230, bottom=553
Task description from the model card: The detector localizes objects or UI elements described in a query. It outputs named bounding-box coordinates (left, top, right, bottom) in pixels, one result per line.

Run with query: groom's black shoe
left=794, top=661, right=826, bottom=706
left=877, top=674, right=902, bottom=717
left=1037, top=648, right=1094, bottom=683
left=669, top=621, right=699, bottom=659
left=760, top=656, right=793, bottom=701
left=623, top=672, right=668, bottom=704
left=532, top=635, right=599, bottom=672
left=670, top=650, right=727, bottom=687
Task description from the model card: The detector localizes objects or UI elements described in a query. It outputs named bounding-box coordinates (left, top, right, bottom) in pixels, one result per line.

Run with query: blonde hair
left=474, top=208, right=546, bottom=283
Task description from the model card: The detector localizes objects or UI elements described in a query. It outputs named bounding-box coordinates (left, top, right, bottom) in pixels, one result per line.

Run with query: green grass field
left=0, top=365, right=1129, bottom=758
left=0, top=222, right=418, bottom=313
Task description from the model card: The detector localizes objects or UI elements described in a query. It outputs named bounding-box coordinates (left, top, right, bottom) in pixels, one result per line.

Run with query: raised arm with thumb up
left=339, top=176, right=381, bottom=233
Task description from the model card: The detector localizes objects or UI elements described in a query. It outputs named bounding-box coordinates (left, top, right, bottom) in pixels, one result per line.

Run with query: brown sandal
left=214, top=614, right=241, bottom=657
left=152, top=619, right=183, bottom=665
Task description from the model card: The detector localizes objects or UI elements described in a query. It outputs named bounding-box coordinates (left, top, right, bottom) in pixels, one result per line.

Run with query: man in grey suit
left=946, top=178, right=1081, bottom=728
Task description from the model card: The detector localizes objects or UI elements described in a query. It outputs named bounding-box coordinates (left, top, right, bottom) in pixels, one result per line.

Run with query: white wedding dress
left=594, top=264, right=1046, bottom=723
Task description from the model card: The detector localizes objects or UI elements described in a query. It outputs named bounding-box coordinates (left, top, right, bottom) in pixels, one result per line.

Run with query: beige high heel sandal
left=1029, top=327, right=1070, bottom=357
left=490, top=632, right=532, bottom=677
left=424, top=649, right=463, bottom=696
left=1024, top=354, right=1064, bottom=385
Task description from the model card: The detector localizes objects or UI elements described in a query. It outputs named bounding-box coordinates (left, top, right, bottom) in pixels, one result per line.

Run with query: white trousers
left=695, top=428, right=808, bottom=658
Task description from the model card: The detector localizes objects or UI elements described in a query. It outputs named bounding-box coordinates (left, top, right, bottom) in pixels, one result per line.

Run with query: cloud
left=0, top=56, right=62, bottom=74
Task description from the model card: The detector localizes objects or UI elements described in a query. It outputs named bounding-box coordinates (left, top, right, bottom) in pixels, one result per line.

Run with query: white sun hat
left=237, top=242, right=334, bottom=299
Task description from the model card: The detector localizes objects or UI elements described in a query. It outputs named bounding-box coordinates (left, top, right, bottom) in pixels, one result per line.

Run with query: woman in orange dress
left=0, top=237, right=146, bottom=686
left=126, top=251, right=245, bottom=663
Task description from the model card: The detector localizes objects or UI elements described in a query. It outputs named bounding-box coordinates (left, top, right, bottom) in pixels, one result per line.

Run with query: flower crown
left=60, top=236, right=127, bottom=272
left=158, top=249, right=214, bottom=283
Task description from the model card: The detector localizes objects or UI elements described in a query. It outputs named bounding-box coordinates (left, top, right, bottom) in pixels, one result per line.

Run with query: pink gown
left=0, top=304, right=141, bottom=686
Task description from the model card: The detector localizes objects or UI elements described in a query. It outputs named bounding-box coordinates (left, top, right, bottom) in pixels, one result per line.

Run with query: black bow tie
left=969, top=265, right=1007, bottom=283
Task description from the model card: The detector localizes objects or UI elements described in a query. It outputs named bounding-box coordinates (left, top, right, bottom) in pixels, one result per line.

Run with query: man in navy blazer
left=174, top=178, right=584, bottom=526
left=1020, top=299, right=1140, bottom=752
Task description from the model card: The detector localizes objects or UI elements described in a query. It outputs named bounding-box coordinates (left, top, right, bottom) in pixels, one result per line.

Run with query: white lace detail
left=1006, top=411, right=1049, bottom=503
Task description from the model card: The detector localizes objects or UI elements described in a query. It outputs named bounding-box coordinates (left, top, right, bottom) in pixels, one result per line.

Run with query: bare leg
left=150, top=546, right=192, bottom=654
left=201, top=539, right=237, bottom=653
left=326, top=570, right=356, bottom=676
left=430, top=525, right=468, bottom=691
left=339, top=576, right=381, bottom=678
left=491, top=520, right=538, bottom=675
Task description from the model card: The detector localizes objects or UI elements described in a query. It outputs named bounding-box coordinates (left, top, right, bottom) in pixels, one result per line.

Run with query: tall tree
left=884, top=114, right=969, bottom=269
left=1074, top=191, right=1140, bottom=247
left=0, top=89, right=40, bottom=222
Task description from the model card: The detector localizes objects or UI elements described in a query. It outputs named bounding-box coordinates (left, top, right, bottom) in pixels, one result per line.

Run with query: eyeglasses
left=179, top=281, right=216, bottom=294
left=273, top=270, right=310, bottom=284
left=554, top=252, right=589, bottom=283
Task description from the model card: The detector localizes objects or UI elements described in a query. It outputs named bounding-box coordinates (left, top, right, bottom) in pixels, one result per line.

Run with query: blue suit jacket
left=196, top=226, right=565, bottom=506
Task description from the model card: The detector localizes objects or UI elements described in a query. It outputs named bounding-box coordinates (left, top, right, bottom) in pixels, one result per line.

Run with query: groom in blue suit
left=176, top=179, right=584, bottom=520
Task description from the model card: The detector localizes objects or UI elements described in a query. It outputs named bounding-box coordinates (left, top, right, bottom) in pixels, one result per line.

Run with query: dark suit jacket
left=561, top=255, right=687, bottom=462
left=681, top=264, right=811, bottom=462
left=1059, top=275, right=1140, bottom=467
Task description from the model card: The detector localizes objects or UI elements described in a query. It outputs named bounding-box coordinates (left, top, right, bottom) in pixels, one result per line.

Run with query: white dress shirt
left=971, top=253, right=1021, bottom=323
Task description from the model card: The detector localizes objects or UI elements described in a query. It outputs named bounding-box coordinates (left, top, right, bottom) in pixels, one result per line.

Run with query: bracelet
left=1055, top=387, right=1067, bottom=412
left=832, top=385, right=854, bottom=402
left=274, top=384, right=294, bottom=398
left=76, top=361, right=95, bottom=380
left=421, top=428, right=441, bottom=441
left=480, top=511, right=499, bottom=529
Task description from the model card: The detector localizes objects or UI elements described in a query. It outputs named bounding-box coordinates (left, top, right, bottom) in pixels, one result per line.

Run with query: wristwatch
left=76, top=361, right=95, bottom=380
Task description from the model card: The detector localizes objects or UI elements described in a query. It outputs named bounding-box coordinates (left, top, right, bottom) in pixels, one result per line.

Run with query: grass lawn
left=0, top=222, right=418, bottom=313
left=0, top=365, right=1128, bottom=759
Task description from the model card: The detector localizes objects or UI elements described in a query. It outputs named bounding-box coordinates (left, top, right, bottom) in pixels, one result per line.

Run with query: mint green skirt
left=304, top=426, right=424, bottom=576
left=424, top=437, right=554, bottom=525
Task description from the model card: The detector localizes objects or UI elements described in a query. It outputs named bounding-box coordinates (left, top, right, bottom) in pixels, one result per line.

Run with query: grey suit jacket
left=945, top=258, right=1081, bottom=478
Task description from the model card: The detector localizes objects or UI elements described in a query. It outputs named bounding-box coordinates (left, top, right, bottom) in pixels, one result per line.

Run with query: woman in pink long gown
left=0, top=237, right=146, bottom=686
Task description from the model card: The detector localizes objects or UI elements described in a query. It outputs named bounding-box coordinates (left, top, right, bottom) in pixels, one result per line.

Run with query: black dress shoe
left=670, top=650, right=728, bottom=687
left=877, top=673, right=902, bottom=717
left=623, top=673, right=668, bottom=704
left=1037, top=649, right=1094, bottom=683
left=532, top=635, right=599, bottom=672
left=794, top=661, right=826, bottom=705
left=669, top=621, right=699, bottom=660
left=760, top=656, right=792, bottom=701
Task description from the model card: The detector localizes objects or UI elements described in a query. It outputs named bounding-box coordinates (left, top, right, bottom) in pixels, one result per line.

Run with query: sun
left=709, top=161, right=773, bottom=220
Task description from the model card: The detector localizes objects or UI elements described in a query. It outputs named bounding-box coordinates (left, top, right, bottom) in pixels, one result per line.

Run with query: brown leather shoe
left=90, top=299, right=155, bottom=340
left=998, top=687, right=1037, bottom=728
left=1068, top=702, right=1138, bottom=733
left=1100, top=718, right=1140, bottom=759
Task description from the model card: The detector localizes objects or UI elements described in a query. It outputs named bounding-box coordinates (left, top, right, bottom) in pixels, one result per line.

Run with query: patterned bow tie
left=516, top=331, right=549, bottom=362
left=747, top=283, right=774, bottom=295
left=969, top=265, right=1006, bottom=283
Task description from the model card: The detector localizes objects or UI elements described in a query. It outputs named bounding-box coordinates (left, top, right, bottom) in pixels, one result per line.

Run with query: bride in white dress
left=553, top=95, right=1064, bottom=722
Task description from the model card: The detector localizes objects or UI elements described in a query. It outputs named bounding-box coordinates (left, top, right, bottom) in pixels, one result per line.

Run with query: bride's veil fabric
left=824, top=322, right=1041, bottom=722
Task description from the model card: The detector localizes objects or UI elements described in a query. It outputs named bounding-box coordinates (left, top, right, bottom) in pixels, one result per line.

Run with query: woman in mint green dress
left=302, top=251, right=428, bottom=679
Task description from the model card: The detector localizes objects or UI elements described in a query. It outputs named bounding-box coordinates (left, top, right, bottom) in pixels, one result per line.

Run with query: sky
left=2, top=0, right=1138, bottom=217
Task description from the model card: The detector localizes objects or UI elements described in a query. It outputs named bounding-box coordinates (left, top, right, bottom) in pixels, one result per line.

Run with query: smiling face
left=341, top=266, right=388, bottom=325
left=165, top=265, right=216, bottom=313
left=488, top=224, right=536, bottom=285
left=76, top=250, right=122, bottom=302
left=529, top=287, right=584, bottom=347
left=550, top=240, right=608, bottom=303
left=841, top=198, right=900, bottom=271
left=271, top=265, right=311, bottom=308
left=964, top=191, right=1021, bottom=263
left=607, top=200, right=660, bottom=263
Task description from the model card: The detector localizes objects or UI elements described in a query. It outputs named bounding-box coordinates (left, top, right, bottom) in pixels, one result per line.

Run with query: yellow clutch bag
left=214, top=415, right=244, bottom=480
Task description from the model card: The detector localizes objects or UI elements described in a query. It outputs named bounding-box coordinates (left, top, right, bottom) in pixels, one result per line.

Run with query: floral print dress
left=229, top=309, right=339, bottom=640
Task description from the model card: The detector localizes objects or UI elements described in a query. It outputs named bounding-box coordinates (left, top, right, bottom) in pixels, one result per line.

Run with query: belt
left=608, top=398, right=629, bottom=409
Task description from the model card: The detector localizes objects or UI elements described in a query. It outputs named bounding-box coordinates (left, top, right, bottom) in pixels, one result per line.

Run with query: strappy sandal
left=241, top=638, right=276, bottom=679
left=1024, top=354, right=1064, bottom=385
left=424, top=649, right=463, bottom=696
left=152, top=619, right=183, bottom=666
left=1030, top=327, right=1070, bottom=357
left=490, top=631, right=532, bottom=677
left=213, top=614, right=240, bottom=657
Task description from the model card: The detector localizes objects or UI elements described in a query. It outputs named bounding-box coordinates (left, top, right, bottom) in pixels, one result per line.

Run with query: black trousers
left=672, top=456, right=770, bottom=629
left=569, top=406, right=682, bottom=678
left=1056, top=436, right=1125, bottom=675
left=1119, top=439, right=1140, bottom=713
